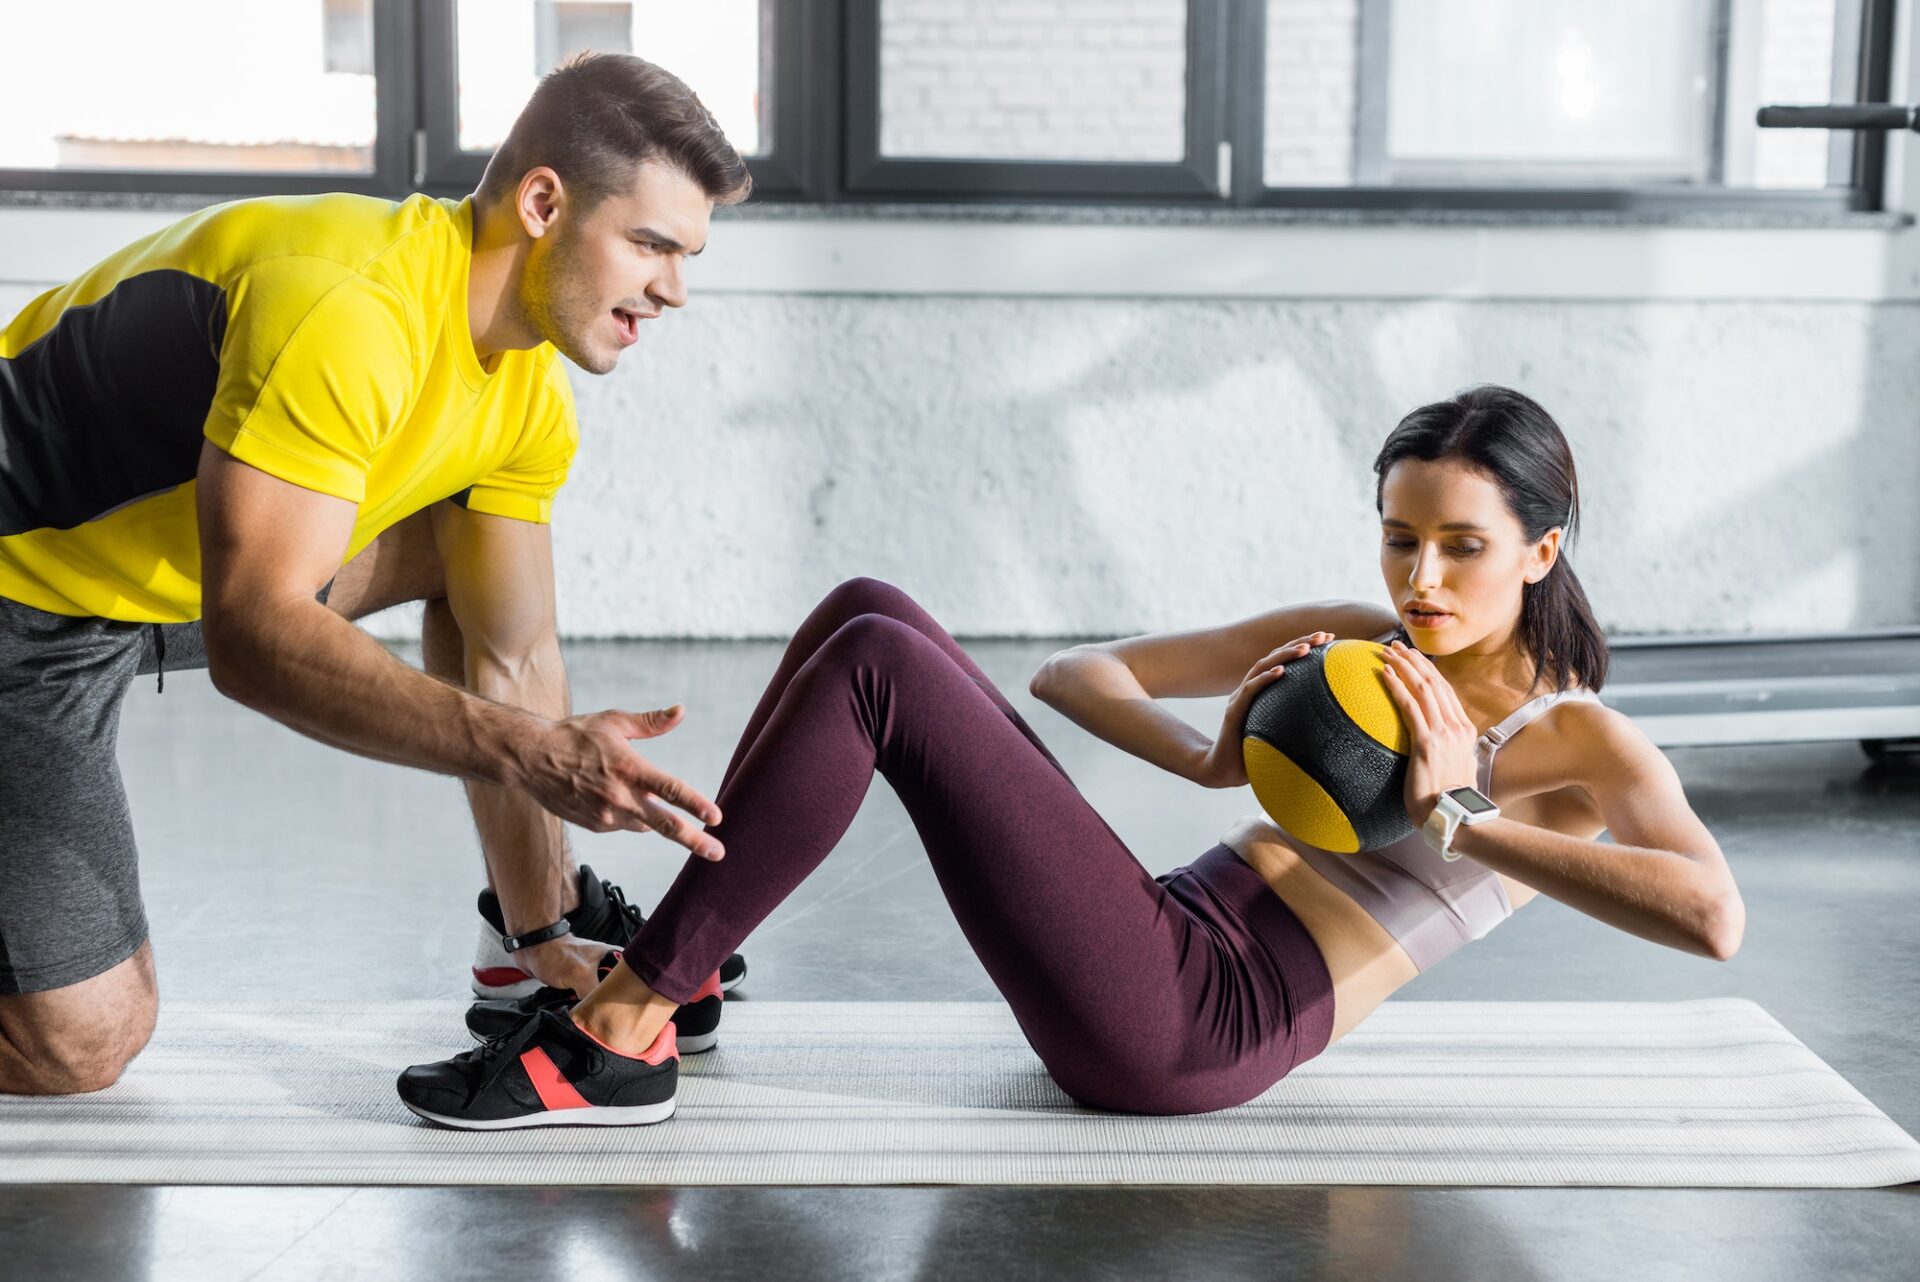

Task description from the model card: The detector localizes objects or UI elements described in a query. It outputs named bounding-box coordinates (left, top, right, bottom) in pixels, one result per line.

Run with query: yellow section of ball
left=1243, top=736, right=1361, bottom=855
left=1322, top=640, right=1410, bottom=755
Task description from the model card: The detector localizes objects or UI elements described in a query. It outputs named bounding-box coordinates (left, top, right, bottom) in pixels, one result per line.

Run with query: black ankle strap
left=501, top=916, right=571, bottom=953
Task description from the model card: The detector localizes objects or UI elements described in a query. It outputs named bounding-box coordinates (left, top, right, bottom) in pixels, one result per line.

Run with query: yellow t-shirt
left=0, top=192, right=577, bottom=622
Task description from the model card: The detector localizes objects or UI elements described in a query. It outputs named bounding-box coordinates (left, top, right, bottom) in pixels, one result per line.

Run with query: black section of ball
left=1242, top=643, right=1415, bottom=853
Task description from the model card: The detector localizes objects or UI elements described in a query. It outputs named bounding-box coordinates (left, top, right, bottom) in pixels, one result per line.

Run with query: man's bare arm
left=194, top=442, right=723, bottom=840
left=428, top=499, right=722, bottom=994
left=195, top=440, right=539, bottom=781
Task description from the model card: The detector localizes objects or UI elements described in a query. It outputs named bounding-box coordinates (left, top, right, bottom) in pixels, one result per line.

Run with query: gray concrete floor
left=3, top=637, right=1917, bottom=1280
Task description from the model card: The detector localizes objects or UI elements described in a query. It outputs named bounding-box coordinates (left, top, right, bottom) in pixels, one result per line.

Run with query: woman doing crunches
left=396, top=384, right=1744, bottom=1129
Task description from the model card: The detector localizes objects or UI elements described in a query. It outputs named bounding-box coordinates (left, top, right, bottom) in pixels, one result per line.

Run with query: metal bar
left=416, top=0, right=469, bottom=189
left=1608, top=626, right=1920, bottom=649
left=1708, top=0, right=1733, bottom=186
left=1227, top=0, right=1266, bottom=206
left=1616, top=707, right=1920, bottom=748
left=1757, top=105, right=1919, bottom=131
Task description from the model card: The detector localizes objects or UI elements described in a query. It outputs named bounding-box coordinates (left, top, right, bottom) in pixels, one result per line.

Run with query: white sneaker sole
left=402, top=1097, right=676, bottom=1130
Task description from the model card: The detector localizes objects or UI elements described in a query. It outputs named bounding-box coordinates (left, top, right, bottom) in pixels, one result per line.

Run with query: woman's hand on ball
left=1380, top=641, right=1480, bottom=825
left=1193, top=632, right=1332, bottom=788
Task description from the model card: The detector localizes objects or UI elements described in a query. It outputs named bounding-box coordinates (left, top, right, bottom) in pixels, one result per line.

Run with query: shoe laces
left=467, top=1007, right=593, bottom=1105
left=599, top=875, right=646, bottom=937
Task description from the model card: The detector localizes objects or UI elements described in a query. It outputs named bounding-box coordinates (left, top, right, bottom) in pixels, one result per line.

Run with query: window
left=1359, top=0, right=1722, bottom=186
left=325, top=0, right=378, bottom=78
left=877, top=0, right=1190, bottom=162
left=845, top=0, right=1228, bottom=198
left=1251, top=0, right=1889, bottom=209
left=0, top=0, right=410, bottom=195
left=422, top=0, right=788, bottom=192
left=0, top=0, right=379, bottom=177
left=0, top=0, right=1895, bottom=214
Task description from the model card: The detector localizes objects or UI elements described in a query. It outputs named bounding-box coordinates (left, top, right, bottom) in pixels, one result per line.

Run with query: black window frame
left=0, top=0, right=1897, bottom=217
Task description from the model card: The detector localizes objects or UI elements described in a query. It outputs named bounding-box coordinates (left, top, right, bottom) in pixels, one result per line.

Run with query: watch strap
left=501, top=915, right=571, bottom=954
left=1422, top=805, right=1464, bottom=861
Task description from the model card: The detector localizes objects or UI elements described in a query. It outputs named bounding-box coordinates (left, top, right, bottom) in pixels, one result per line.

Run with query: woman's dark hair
left=478, top=51, right=753, bottom=211
left=1372, top=384, right=1609, bottom=693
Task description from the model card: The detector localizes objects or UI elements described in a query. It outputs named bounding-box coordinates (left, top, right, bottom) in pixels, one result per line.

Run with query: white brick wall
left=879, top=0, right=1188, bottom=161
left=1263, top=0, right=1359, bottom=185
left=1753, top=0, right=1837, bottom=188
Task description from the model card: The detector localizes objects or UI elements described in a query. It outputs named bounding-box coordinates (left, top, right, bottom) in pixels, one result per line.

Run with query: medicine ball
left=1241, top=639, right=1413, bottom=854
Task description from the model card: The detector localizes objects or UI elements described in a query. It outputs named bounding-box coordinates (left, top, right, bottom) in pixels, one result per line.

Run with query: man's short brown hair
left=478, top=51, right=752, bottom=210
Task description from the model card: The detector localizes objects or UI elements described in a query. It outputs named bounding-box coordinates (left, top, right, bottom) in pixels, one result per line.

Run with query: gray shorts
left=0, top=596, right=218, bottom=993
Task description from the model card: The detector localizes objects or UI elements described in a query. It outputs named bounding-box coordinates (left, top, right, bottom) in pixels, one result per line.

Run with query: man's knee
left=0, top=953, right=159, bottom=1096
left=1, top=1011, right=155, bottom=1095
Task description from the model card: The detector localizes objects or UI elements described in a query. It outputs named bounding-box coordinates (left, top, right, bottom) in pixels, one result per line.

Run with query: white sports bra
left=1247, top=633, right=1601, bottom=972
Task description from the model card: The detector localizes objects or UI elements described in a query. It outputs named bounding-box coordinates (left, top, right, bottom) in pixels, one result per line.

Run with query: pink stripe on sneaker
left=519, top=1047, right=590, bottom=1111
left=690, top=971, right=723, bottom=1003
left=571, top=1016, right=679, bottom=1065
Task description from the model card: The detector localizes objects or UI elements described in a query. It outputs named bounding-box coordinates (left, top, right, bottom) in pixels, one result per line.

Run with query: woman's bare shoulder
left=1547, top=696, right=1657, bottom=766
left=1506, top=695, right=1673, bottom=814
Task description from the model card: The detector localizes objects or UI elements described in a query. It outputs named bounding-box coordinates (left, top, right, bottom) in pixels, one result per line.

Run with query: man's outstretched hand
left=511, top=704, right=726, bottom=860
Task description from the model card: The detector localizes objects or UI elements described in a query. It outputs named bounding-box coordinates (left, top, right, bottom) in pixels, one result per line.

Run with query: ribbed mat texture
left=3, top=998, right=1915, bottom=1187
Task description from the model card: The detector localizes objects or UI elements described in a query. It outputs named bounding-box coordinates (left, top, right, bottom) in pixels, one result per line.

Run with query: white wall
left=536, top=292, right=1920, bottom=637
left=6, top=263, right=1916, bottom=637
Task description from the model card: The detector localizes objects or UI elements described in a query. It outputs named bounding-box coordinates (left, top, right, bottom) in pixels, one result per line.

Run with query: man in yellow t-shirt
left=0, top=53, right=749, bottom=1094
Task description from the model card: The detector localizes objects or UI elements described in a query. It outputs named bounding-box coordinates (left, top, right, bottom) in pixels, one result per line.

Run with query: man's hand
left=512, top=704, right=727, bottom=859
left=513, top=934, right=618, bottom=1000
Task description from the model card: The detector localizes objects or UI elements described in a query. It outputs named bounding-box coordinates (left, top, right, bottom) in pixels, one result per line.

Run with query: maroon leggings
left=623, top=578, right=1335, bottom=1114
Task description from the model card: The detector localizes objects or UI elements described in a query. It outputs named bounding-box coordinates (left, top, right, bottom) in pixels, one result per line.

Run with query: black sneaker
left=471, top=863, right=747, bottom=998
left=397, top=1006, right=678, bottom=1130
left=466, top=957, right=724, bottom=1054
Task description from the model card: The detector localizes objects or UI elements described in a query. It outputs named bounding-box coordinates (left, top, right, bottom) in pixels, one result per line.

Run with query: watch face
left=1447, top=786, right=1499, bottom=816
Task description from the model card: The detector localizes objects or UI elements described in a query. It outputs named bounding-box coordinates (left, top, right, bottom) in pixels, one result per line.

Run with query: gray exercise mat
left=3, top=998, right=1916, bottom=1187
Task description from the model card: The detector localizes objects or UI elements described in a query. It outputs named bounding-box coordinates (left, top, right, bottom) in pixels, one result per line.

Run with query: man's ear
left=516, top=168, right=565, bottom=239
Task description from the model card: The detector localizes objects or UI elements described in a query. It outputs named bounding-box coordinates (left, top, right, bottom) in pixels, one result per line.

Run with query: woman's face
left=1377, top=457, right=1559, bottom=657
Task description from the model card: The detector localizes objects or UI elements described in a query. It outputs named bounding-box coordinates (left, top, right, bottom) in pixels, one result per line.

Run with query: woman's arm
left=1450, top=706, right=1744, bottom=960
left=1029, top=600, right=1400, bottom=784
left=1379, top=643, right=1744, bottom=961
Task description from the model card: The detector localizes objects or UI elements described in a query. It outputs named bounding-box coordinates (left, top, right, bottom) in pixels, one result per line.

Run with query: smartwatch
left=1422, top=785, right=1500, bottom=862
